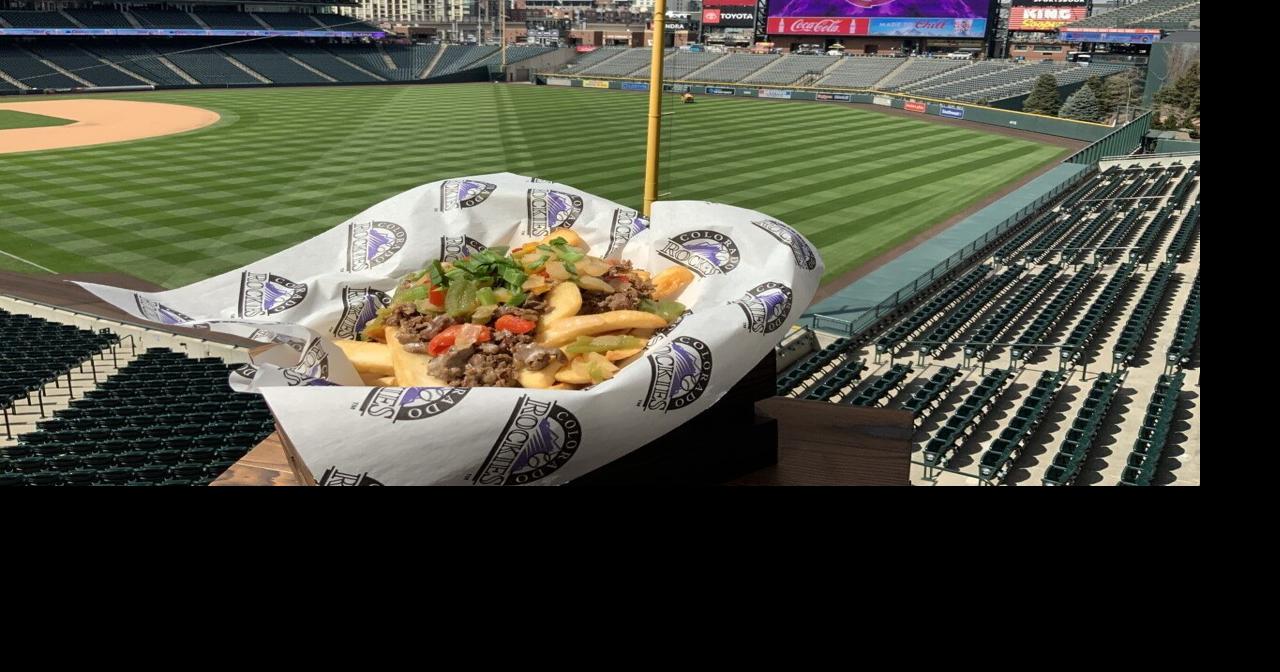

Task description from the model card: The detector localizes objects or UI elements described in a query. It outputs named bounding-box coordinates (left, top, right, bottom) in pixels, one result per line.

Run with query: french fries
left=540, top=229, right=588, bottom=251
left=538, top=310, right=668, bottom=347
left=384, top=326, right=449, bottom=387
left=333, top=339, right=395, bottom=376
left=539, top=280, right=582, bottom=333
left=651, top=266, right=695, bottom=301
left=518, top=361, right=563, bottom=389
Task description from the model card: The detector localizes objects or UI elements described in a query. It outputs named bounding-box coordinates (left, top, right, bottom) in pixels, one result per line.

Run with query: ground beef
left=427, top=345, right=474, bottom=383
left=578, top=265, right=656, bottom=315
left=396, top=313, right=456, bottom=353
left=461, top=352, right=518, bottom=387
left=522, top=295, right=548, bottom=314
left=513, top=343, right=567, bottom=371
left=383, top=303, right=418, bottom=327
left=495, top=304, right=542, bottom=324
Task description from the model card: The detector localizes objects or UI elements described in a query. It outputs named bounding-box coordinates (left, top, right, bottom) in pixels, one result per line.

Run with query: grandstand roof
left=1064, top=0, right=1200, bottom=31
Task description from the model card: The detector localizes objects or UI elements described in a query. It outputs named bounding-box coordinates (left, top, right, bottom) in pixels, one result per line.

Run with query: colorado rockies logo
left=230, top=364, right=258, bottom=381
left=732, top=282, right=793, bottom=334
left=357, top=387, right=469, bottom=423
left=441, top=179, right=496, bottom=210
left=752, top=219, right=817, bottom=271
left=642, top=336, right=713, bottom=413
left=527, top=189, right=583, bottom=237
left=333, top=287, right=391, bottom=340
left=238, top=272, right=308, bottom=318
left=439, top=235, right=488, bottom=262
left=645, top=308, right=692, bottom=348
left=248, top=328, right=308, bottom=353
left=658, top=230, right=741, bottom=277
left=134, top=294, right=192, bottom=325
left=346, top=221, right=406, bottom=272
left=317, top=467, right=384, bottom=486
left=473, top=396, right=582, bottom=486
left=291, top=338, right=330, bottom=380
left=281, top=369, right=338, bottom=387
left=605, top=209, right=649, bottom=260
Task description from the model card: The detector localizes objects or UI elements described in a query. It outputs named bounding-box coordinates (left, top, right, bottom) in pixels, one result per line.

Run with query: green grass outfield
left=0, top=84, right=1065, bottom=287
left=0, top=109, right=74, bottom=130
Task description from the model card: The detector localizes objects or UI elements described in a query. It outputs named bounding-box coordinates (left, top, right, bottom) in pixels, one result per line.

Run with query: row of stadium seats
left=1, top=348, right=273, bottom=486
left=0, top=9, right=378, bottom=32
left=1042, top=371, right=1122, bottom=486
left=1130, top=206, right=1175, bottom=264
left=966, top=265, right=1061, bottom=360
left=749, top=54, right=839, bottom=86
left=1010, top=266, right=1096, bottom=362
left=801, top=358, right=867, bottom=402
left=1119, top=372, right=1185, bottom=486
left=1113, top=262, right=1175, bottom=367
left=1165, top=270, right=1199, bottom=371
left=846, top=363, right=912, bottom=408
left=1165, top=202, right=1200, bottom=264
left=978, top=371, right=1063, bottom=483
left=1065, top=0, right=1199, bottom=30
left=1, top=309, right=118, bottom=434
left=876, top=266, right=991, bottom=355
left=776, top=337, right=852, bottom=396
left=0, top=43, right=82, bottom=89
left=921, top=368, right=1013, bottom=467
left=634, top=50, right=721, bottom=80
left=1059, top=207, right=1117, bottom=265
left=901, top=367, right=961, bottom=427
left=917, top=268, right=1023, bottom=356
left=1060, top=263, right=1135, bottom=366
left=1095, top=208, right=1145, bottom=265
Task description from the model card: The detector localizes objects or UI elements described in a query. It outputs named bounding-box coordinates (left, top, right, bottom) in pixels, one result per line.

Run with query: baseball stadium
left=0, top=0, right=1200, bottom=486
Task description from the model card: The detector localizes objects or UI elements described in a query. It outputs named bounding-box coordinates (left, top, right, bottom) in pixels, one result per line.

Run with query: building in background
left=1006, top=0, right=1090, bottom=61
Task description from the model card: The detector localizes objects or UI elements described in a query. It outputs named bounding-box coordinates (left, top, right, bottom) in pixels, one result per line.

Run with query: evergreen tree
left=1023, top=74, right=1061, bottom=116
left=1059, top=85, right=1103, bottom=122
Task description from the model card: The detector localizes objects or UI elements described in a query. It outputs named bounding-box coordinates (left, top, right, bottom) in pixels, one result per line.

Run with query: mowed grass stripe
left=0, top=85, right=1064, bottom=286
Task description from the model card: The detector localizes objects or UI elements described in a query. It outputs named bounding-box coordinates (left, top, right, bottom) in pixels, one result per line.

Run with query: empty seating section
left=283, top=45, right=379, bottom=82
left=847, top=364, right=912, bottom=407
left=901, top=367, right=960, bottom=426
left=921, top=368, right=1012, bottom=467
left=877, top=266, right=991, bottom=354
left=876, top=58, right=965, bottom=90
left=1119, top=373, right=1184, bottom=486
left=64, top=8, right=131, bottom=28
left=580, top=48, right=662, bottom=76
left=1165, top=202, right=1200, bottom=263
left=1061, top=168, right=1114, bottom=210
left=1061, top=263, right=1135, bottom=365
left=909, top=60, right=1013, bottom=94
left=692, top=54, right=778, bottom=83
left=1166, top=162, right=1199, bottom=210
left=0, top=43, right=81, bottom=89
left=385, top=43, right=436, bottom=78
left=1165, top=270, right=1199, bottom=370
left=195, top=11, right=263, bottom=29
left=814, top=57, right=897, bottom=88
left=634, top=51, right=722, bottom=79
left=312, top=13, right=379, bottom=32
left=1095, top=208, right=1145, bottom=264
left=1, top=309, right=117, bottom=436
left=220, top=43, right=327, bottom=83
left=0, top=349, right=274, bottom=487
left=1042, top=372, right=1122, bottom=486
left=254, top=12, right=324, bottom=31
left=562, top=47, right=625, bottom=73
left=165, top=48, right=260, bottom=85
left=1066, top=0, right=1199, bottom=30
left=967, top=266, right=1060, bottom=359
left=467, top=46, right=556, bottom=70
left=1031, top=209, right=1088, bottom=264
left=130, top=10, right=201, bottom=29
left=777, top=338, right=852, bottom=396
left=81, top=42, right=187, bottom=85
left=918, top=61, right=1069, bottom=102
left=25, top=43, right=146, bottom=87
left=0, top=10, right=75, bottom=28
left=916, top=267, right=1022, bottom=356
left=747, top=54, right=838, bottom=85
left=1058, top=207, right=1116, bottom=265
left=993, top=209, right=1059, bottom=263
left=1011, top=266, right=1096, bottom=362
left=1130, top=206, right=1174, bottom=263
left=429, top=45, right=497, bottom=77
left=1113, top=262, right=1174, bottom=366
left=801, top=358, right=867, bottom=402
left=978, top=371, right=1063, bottom=483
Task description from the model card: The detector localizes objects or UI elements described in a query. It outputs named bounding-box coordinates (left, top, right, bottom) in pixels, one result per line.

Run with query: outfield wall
left=537, top=74, right=1116, bottom=143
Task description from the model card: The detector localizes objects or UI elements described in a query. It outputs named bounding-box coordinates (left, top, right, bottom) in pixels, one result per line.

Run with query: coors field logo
left=317, top=467, right=384, bottom=486
left=357, top=387, right=469, bottom=423
left=753, top=219, right=817, bottom=271
left=642, top=336, right=713, bottom=413
left=346, top=221, right=406, bottom=272
left=238, top=272, right=308, bottom=318
left=658, top=230, right=741, bottom=277
left=605, top=209, right=649, bottom=260
left=473, top=395, right=582, bottom=485
left=733, top=282, right=793, bottom=334
left=527, top=189, right=584, bottom=237
left=134, top=294, right=192, bottom=325
left=333, top=287, right=391, bottom=340
left=441, top=179, right=497, bottom=210
left=439, top=234, right=488, bottom=262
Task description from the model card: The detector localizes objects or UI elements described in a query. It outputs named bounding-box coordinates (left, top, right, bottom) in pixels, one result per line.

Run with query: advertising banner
left=582, top=79, right=612, bottom=89
left=737, top=88, right=758, bottom=96
left=575, top=46, right=599, bottom=53
left=664, top=83, right=690, bottom=92
left=704, top=0, right=757, bottom=6
left=704, top=8, right=758, bottom=27
left=621, top=81, right=650, bottom=91
left=940, top=104, right=965, bottom=118
left=1061, top=28, right=1161, bottom=44
left=758, top=89, right=793, bottom=99
left=873, top=95, right=893, bottom=106
left=1009, top=6, right=1088, bottom=31
left=707, top=86, right=737, bottom=95
left=547, top=77, right=572, bottom=86
left=767, top=0, right=991, bottom=36
left=0, top=27, right=384, bottom=38
left=816, top=92, right=853, bottom=102
left=905, top=100, right=927, bottom=113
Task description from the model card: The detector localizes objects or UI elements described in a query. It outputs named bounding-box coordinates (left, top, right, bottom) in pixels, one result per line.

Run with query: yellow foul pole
left=642, top=0, right=667, bottom=217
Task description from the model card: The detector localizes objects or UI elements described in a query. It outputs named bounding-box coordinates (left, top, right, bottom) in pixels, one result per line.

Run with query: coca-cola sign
left=766, top=17, right=867, bottom=35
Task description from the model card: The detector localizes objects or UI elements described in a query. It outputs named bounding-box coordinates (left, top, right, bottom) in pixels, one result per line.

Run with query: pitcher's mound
left=0, top=99, right=220, bottom=154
